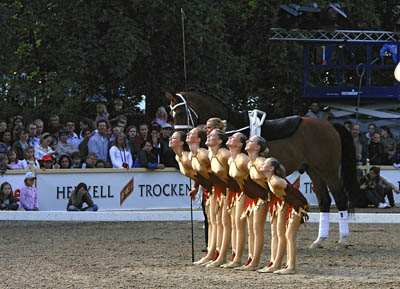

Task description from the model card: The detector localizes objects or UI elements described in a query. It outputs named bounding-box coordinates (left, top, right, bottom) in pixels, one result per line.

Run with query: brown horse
left=166, top=91, right=359, bottom=248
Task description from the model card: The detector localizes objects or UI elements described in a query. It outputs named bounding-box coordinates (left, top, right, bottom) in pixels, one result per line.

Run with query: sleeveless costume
left=209, top=150, right=231, bottom=211
left=186, top=150, right=213, bottom=206
left=242, top=158, right=270, bottom=218
left=268, top=175, right=310, bottom=224
left=227, top=156, right=245, bottom=213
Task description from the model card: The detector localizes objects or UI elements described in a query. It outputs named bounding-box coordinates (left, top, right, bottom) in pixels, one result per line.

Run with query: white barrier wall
left=37, top=169, right=192, bottom=211
left=0, top=167, right=399, bottom=211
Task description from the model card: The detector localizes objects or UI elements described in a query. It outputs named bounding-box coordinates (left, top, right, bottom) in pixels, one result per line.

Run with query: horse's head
left=165, top=92, right=198, bottom=131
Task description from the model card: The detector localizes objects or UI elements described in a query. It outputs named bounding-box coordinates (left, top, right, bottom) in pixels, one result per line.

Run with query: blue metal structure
left=270, top=29, right=400, bottom=102
left=303, top=42, right=400, bottom=102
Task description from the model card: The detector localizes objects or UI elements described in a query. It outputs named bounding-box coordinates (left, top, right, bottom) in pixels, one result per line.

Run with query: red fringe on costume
left=213, top=184, right=226, bottom=209
left=241, top=195, right=258, bottom=218
left=202, top=187, right=211, bottom=203
left=227, top=189, right=241, bottom=213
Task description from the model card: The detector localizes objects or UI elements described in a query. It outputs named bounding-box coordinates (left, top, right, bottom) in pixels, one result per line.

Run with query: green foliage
left=0, top=0, right=396, bottom=122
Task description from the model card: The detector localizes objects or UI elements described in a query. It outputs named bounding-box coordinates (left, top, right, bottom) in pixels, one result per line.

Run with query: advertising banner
left=37, top=170, right=192, bottom=211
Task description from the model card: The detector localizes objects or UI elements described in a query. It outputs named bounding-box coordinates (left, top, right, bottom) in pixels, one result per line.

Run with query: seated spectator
left=7, top=149, right=23, bottom=170
left=58, top=154, right=73, bottom=169
left=78, top=128, right=92, bottom=161
left=152, top=106, right=169, bottom=127
left=82, top=153, right=97, bottom=168
left=70, top=152, right=82, bottom=168
left=359, top=166, right=399, bottom=208
left=27, top=122, right=40, bottom=147
left=96, top=159, right=106, bottom=168
left=19, top=171, right=38, bottom=211
left=0, top=182, right=18, bottom=210
left=109, top=132, right=133, bottom=168
left=12, top=128, right=29, bottom=160
left=133, top=139, right=165, bottom=169
left=66, top=182, right=98, bottom=211
left=56, top=129, right=78, bottom=157
left=379, top=126, right=397, bottom=165
left=21, top=146, right=40, bottom=170
left=41, top=154, right=55, bottom=170
left=0, top=153, right=8, bottom=173
left=34, top=133, right=54, bottom=160
left=368, top=133, right=385, bottom=165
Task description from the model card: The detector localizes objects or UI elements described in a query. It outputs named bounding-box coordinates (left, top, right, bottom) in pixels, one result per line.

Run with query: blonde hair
left=96, top=103, right=108, bottom=114
left=207, top=117, right=227, bottom=132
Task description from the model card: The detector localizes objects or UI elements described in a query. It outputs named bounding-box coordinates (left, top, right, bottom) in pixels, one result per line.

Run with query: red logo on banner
left=293, top=176, right=300, bottom=189
left=120, top=178, right=134, bottom=206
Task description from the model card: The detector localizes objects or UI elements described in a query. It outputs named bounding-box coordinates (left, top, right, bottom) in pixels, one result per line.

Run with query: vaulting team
left=169, top=117, right=310, bottom=274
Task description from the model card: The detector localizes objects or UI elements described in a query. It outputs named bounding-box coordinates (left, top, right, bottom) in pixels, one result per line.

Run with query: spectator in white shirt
left=109, top=132, right=133, bottom=168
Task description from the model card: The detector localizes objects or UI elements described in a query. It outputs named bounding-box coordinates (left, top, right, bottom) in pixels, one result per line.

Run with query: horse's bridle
left=170, top=93, right=199, bottom=130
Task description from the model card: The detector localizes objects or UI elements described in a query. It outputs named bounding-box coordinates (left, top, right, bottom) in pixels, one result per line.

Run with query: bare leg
left=247, top=213, right=254, bottom=263
left=247, top=201, right=268, bottom=269
left=208, top=194, right=232, bottom=267
left=194, top=194, right=217, bottom=264
left=286, top=215, right=301, bottom=270
left=230, top=197, right=237, bottom=261
left=268, top=204, right=288, bottom=270
left=224, top=193, right=246, bottom=268
left=258, top=210, right=278, bottom=272
left=234, top=194, right=246, bottom=263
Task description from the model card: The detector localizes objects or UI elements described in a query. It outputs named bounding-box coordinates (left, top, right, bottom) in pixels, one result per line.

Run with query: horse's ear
left=165, top=92, right=177, bottom=105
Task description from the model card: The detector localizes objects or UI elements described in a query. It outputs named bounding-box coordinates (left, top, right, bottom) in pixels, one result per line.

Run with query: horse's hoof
left=337, top=240, right=349, bottom=248
left=309, top=241, right=323, bottom=249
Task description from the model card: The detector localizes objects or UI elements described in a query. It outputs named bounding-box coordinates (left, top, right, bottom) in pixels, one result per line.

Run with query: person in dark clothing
left=368, top=133, right=385, bottom=165
left=133, top=139, right=165, bottom=169
left=358, top=166, right=395, bottom=208
left=0, top=182, right=18, bottom=210
left=66, top=182, right=98, bottom=211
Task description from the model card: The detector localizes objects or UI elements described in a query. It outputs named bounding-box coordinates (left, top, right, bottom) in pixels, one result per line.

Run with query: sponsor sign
left=37, top=170, right=192, bottom=211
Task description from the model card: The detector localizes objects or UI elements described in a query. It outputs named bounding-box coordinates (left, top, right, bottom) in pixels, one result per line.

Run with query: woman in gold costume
left=258, top=157, right=310, bottom=274
left=222, top=132, right=253, bottom=269
left=238, top=135, right=270, bottom=271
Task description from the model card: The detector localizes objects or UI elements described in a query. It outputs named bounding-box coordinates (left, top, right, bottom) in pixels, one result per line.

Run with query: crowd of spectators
left=0, top=98, right=177, bottom=172
left=305, top=102, right=400, bottom=166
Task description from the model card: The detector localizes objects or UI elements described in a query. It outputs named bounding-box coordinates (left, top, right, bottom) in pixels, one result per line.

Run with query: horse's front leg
left=306, top=168, right=331, bottom=249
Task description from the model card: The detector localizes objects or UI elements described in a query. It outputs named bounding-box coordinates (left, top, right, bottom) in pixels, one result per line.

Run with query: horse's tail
left=333, top=123, right=360, bottom=210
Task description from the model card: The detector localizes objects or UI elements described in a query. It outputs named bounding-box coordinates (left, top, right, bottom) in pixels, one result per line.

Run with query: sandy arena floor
left=0, top=220, right=399, bottom=288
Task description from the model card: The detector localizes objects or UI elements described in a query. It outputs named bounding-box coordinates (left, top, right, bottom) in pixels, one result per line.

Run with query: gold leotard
left=176, top=152, right=197, bottom=180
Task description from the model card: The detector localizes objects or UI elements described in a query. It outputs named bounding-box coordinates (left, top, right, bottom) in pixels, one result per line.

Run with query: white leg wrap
left=338, top=210, right=349, bottom=237
left=318, top=212, right=330, bottom=238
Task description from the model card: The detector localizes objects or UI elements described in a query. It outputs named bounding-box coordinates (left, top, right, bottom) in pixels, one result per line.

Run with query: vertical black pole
left=191, top=197, right=194, bottom=262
